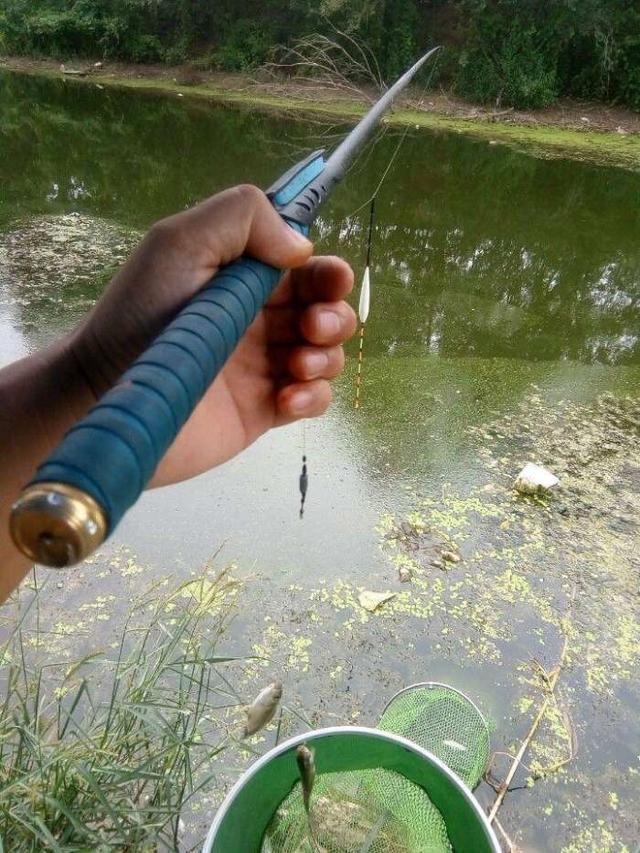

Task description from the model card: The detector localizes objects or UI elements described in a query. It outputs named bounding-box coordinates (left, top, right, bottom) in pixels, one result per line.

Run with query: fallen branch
left=485, top=107, right=515, bottom=121
left=494, top=816, right=518, bottom=852
left=485, top=751, right=530, bottom=793
left=60, top=62, right=102, bottom=78
left=262, top=24, right=384, bottom=106
left=530, top=706, right=577, bottom=781
left=487, top=635, right=569, bottom=824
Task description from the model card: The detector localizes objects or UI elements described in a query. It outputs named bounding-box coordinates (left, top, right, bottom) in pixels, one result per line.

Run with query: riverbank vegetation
left=0, top=570, right=243, bottom=849
left=1, top=1, right=640, bottom=111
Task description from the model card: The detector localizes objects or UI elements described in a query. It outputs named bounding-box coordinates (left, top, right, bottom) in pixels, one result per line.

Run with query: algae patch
left=0, top=213, right=139, bottom=333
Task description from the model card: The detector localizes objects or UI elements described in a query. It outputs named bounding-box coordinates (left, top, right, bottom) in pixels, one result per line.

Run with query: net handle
left=202, top=726, right=500, bottom=853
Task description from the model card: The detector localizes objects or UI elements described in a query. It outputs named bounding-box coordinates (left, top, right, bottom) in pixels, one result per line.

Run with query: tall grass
left=0, top=571, right=245, bottom=851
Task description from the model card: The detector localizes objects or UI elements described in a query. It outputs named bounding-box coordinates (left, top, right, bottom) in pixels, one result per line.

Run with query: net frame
left=381, top=682, right=489, bottom=731
left=379, top=682, right=491, bottom=789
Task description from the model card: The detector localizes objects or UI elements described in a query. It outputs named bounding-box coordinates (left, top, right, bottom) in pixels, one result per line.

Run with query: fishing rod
left=10, top=46, right=441, bottom=568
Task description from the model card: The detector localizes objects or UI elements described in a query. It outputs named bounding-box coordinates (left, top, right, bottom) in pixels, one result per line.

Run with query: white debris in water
left=514, top=463, right=560, bottom=496
left=358, top=590, right=396, bottom=612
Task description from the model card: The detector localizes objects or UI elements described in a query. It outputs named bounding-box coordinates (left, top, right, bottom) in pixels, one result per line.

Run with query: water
left=1, top=72, right=639, bottom=850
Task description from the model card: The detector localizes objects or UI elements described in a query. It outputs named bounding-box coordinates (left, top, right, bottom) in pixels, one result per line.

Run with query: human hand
left=70, top=185, right=357, bottom=486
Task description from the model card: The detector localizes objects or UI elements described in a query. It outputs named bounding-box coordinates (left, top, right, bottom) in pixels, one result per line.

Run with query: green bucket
left=202, top=727, right=500, bottom=852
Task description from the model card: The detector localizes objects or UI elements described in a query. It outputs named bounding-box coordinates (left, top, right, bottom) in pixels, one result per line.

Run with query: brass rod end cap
left=10, top=483, right=107, bottom=568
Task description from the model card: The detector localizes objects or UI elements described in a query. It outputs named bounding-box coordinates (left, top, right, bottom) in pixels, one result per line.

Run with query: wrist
left=67, top=320, right=119, bottom=404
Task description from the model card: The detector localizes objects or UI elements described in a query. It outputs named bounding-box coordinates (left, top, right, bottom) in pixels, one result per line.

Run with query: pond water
left=1, top=72, right=639, bottom=851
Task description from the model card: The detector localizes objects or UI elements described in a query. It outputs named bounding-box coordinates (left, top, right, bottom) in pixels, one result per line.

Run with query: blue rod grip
left=28, top=255, right=286, bottom=535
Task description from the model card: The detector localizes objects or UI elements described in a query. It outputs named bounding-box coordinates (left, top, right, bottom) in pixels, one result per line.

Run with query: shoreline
left=2, top=55, right=640, bottom=171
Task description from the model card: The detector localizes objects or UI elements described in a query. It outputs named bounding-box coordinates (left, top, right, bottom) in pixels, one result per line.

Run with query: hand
left=71, top=184, right=357, bottom=486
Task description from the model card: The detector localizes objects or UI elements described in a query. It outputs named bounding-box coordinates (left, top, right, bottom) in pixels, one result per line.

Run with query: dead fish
left=243, top=680, right=283, bottom=737
left=296, top=743, right=316, bottom=814
left=443, top=738, right=467, bottom=752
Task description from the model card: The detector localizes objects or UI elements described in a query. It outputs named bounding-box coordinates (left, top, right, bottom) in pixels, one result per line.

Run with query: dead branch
left=262, top=29, right=384, bottom=106
left=487, top=635, right=570, bottom=824
left=485, top=751, right=530, bottom=792
left=494, top=817, right=518, bottom=852
left=530, top=706, right=577, bottom=781
left=485, top=107, right=515, bottom=121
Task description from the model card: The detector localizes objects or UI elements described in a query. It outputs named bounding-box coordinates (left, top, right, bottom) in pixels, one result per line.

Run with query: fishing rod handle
left=10, top=235, right=305, bottom=568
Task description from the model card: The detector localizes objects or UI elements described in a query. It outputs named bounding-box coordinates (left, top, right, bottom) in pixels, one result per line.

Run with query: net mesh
left=379, top=684, right=490, bottom=789
left=261, top=684, right=489, bottom=853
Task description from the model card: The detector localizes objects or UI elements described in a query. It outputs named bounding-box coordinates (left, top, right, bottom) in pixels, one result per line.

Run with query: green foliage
left=454, top=0, right=568, bottom=108
left=0, top=572, right=243, bottom=849
left=209, top=19, right=275, bottom=72
left=457, top=20, right=559, bottom=108
left=0, top=0, right=639, bottom=108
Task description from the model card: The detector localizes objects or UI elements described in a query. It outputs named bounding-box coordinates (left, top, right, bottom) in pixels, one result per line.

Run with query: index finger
left=268, top=255, right=354, bottom=306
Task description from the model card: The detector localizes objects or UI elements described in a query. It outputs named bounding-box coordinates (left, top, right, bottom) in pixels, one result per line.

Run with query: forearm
left=0, top=333, right=94, bottom=601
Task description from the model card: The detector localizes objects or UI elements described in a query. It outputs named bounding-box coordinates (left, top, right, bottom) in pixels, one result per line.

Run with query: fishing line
left=355, top=196, right=375, bottom=409
left=296, top=52, right=440, bottom=509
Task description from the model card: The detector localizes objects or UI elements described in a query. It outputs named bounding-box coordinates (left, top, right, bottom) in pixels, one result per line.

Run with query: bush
left=125, top=33, right=164, bottom=63
left=163, top=37, right=190, bottom=66
left=208, top=20, right=274, bottom=72
left=616, top=38, right=640, bottom=109
left=456, top=12, right=559, bottom=108
left=1, top=0, right=640, bottom=110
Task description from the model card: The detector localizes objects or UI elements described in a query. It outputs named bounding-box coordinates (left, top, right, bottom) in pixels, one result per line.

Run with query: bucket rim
left=202, top=725, right=500, bottom=853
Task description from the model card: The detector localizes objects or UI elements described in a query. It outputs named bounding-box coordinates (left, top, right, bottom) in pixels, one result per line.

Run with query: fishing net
left=260, top=683, right=490, bottom=853
left=379, top=683, right=490, bottom=789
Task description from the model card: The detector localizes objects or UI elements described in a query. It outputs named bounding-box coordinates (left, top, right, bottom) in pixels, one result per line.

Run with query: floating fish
left=243, top=680, right=283, bottom=737
left=443, top=738, right=467, bottom=752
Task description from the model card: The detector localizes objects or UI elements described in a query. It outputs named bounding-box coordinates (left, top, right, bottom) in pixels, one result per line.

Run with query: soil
left=2, top=54, right=639, bottom=136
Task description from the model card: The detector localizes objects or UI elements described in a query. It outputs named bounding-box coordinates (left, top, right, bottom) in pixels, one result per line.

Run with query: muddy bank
left=2, top=55, right=640, bottom=171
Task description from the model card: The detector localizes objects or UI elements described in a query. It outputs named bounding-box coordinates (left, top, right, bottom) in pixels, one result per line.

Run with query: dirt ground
left=3, top=54, right=639, bottom=136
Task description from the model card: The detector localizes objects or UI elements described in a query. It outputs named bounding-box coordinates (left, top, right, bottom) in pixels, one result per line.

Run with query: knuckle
left=147, top=215, right=188, bottom=253
left=231, top=183, right=266, bottom=208
left=326, top=349, right=345, bottom=379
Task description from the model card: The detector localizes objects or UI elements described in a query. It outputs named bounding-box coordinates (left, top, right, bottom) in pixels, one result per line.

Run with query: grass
left=0, top=570, right=245, bottom=851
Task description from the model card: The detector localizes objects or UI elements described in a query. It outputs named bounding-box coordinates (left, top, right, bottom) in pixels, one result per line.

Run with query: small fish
left=296, top=743, right=316, bottom=814
left=243, top=680, right=283, bottom=737
left=443, top=738, right=467, bottom=752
